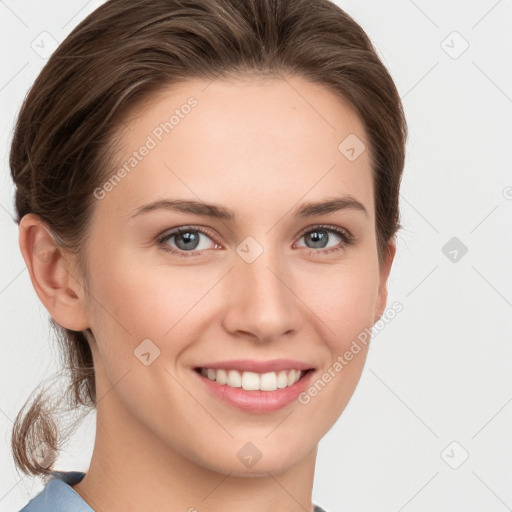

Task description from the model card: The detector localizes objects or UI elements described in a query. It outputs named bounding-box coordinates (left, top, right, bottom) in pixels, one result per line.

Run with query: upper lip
left=195, top=359, right=315, bottom=373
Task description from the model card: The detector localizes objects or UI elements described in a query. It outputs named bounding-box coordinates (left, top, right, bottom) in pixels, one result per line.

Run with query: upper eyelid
left=296, top=223, right=351, bottom=237
left=159, top=225, right=219, bottom=243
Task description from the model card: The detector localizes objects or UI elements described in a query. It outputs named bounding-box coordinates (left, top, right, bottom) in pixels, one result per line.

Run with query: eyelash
left=156, top=224, right=355, bottom=258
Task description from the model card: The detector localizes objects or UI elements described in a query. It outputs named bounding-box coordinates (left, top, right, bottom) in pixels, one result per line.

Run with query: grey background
left=1, top=1, right=511, bottom=510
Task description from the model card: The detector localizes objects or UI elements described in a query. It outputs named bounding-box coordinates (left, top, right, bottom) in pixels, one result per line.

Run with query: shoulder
left=18, top=471, right=93, bottom=512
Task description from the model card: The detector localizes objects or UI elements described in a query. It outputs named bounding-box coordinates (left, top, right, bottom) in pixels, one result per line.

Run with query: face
left=78, top=75, right=394, bottom=475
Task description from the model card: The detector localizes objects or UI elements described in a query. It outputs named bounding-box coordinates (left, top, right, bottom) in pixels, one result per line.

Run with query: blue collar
left=19, top=471, right=92, bottom=512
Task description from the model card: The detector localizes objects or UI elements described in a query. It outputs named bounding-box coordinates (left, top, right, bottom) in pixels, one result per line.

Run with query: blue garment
left=19, top=471, right=93, bottom=511
left=19, top=470, right=328, bottom=511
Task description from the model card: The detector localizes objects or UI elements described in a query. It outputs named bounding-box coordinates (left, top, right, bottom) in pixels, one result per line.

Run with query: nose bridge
left=224, top=234, right=301, bottom=340
left=241, top=248, right=286, bottom=301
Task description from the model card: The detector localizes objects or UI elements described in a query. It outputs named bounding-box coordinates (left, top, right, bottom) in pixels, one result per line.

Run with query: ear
left=374, top=237, right=396, bottom=323
left=18, top=214, right=90, bottom=331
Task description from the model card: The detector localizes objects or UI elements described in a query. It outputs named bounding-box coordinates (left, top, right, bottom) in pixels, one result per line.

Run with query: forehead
left=99, top=75, right=374, bottom=223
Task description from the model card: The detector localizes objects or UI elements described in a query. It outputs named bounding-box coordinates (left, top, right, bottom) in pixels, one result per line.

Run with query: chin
left=195, top=439, right=315, bottom=477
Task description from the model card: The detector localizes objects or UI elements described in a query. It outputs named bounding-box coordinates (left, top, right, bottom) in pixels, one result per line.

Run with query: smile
left=196, top=367, right=306, bottom=391
left=193, top=364, right=316, bottom=413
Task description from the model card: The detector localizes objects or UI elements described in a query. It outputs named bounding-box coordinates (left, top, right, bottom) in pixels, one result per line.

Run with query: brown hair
left=10, top=0, right=407, bottom=477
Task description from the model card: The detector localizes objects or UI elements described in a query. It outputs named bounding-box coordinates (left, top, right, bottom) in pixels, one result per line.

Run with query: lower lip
left=193, top=369, right=315, bottom=413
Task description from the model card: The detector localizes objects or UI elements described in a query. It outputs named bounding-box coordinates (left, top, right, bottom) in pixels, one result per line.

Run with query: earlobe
left=18, top=214, right=90, bottom=331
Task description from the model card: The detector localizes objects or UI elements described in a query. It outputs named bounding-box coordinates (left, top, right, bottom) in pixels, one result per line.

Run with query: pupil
left=307, top=230, right=327, bottom=249
left=177, top=231, right=199, bottom=250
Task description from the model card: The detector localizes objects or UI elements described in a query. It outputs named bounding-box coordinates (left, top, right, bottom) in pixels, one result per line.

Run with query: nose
left=221, top=242, right=303, bottom=343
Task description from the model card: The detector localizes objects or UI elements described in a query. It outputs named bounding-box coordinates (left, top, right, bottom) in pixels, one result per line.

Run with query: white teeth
left=276, top=370, right=288, bottom=389
left=261, top=372, right=277, bottom=391
left=241, top=371, right=260, bottom=390
left=227, top=369, right=242, bottom=387
left=199, top=368, right=305, bottom=391
left=216, top=369, right=227, bottom=385
left=287, top=369, right=298, bottom=386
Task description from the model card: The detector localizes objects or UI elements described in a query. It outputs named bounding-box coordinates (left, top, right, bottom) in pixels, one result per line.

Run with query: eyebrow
left=130, top=195, right=368, bottom=221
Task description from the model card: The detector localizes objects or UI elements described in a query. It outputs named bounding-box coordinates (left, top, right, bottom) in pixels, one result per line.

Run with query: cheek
left=86, top=253, right=217, bottom=357
left=297, top=257, right=379, bottom=344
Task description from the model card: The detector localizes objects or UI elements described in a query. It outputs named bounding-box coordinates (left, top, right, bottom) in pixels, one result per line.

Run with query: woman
left=11, top=0, right=407, bottom=510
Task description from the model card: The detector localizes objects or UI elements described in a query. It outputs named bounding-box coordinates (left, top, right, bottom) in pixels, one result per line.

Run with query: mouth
left=192, top=364, right=316, bottom=413
left=193, top=367, right=314, bottom=391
